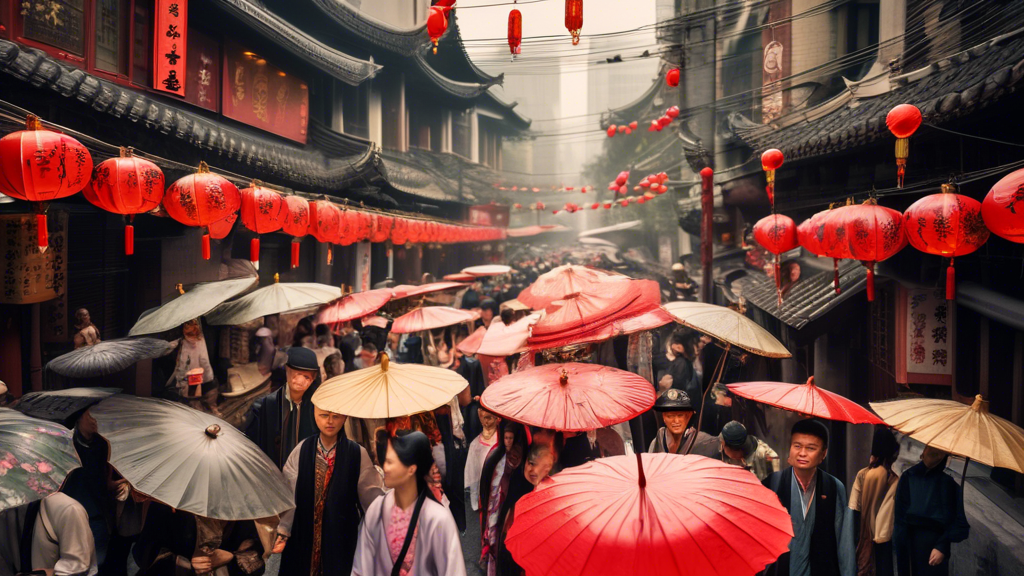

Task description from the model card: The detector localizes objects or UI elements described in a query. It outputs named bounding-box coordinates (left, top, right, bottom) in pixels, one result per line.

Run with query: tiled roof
left=603, top=64, right=671, bottom=125
left=382, top=148, right=514, bottom=203
left=733, top=259, right=867, bottom=330
left=730, top=30, right=1024, bottom=161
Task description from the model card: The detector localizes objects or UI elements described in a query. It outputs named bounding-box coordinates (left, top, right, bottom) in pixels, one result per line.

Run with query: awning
left=958, top=282, right=1024, bottom=332
left=733, top=259, right=866, bottom=330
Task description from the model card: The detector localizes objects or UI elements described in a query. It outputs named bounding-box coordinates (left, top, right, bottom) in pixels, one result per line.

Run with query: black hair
left=360, top=341, right=378, bottom=354
left=374, top=426, right=390, bottom=468
left=389, top=430, right=435, bottom=497
left=791, top=418, right=829, bottom=450
left=481, top=299, right=499, bottom=315
left=500, top=308, right=515, bottom=326
left=478, top=421, right=528, bottom=513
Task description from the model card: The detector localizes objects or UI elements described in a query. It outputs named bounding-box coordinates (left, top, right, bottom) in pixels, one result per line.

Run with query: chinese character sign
left=897, top=287, right=954, bottom=385
left=1, top=212, right=68, bottom=305
left=154, top=0, right=187, bottom=96
left=222, top=41, right=309, bottom=144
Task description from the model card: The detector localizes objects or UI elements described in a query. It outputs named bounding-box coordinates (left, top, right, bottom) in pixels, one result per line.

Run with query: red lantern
left=906, top=183, right=989, bottom=300
left=164, top=162, right=241, bottom=260
left=208, top=212, right=237, bottom=241
left=649, top=121, right=659, bottom=132
left=84, top=147, right=164, bottom=255
left=615, top=171, right=629, bottom=186
left=666, top=68, right=680, bottom=87
left=797, top=209, right=830, bottom=257
left=427, top=6, right=449, bottom=54
left=606, top=126, right=616, bottom=138
left=391, top=217, right=409, bottom=246
left=239, top=183, right=287, bottom=267
left=666, top=106, right=680, bottom=119
left=308, top=199, right=340, bottom=244
left=0, top=115, right=93, bottom=250
left=565, top=0, right=583, bottom=45
left=508, top=7, right=522, bottom=58
left=372, top=214, right=393, bottom=243
left=282, top=196, right=309, bottom=268
left=760, top=149, right=784, bottom=207
left=603, top=202, right=612, bottom=209
left=658, top=116, right=672, bottom=127
left=886, top=104, right=922, bottom=188
left=982, top=167, right=1024, bottom=243
left=629, top=121, right=638, bottom=130
left=833, top=200, right=906, bottom=301
left=821, top=204, right=856, bottom=294
left=753, top=214, right=799, bottom=306
left=591, top=202, right=600, bottom=210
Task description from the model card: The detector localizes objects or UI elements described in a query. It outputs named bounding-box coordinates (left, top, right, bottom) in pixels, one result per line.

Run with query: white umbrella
left=128, top=276, right=258, bottom=336
left=206, top=281, right=342, bottom=326
left=90, top=395, right=294, bottom=520
left=15, top=387, right=120, bottom=423
left=462, top=264, right=512, bottom=277
left=46, top=339, right=174, bottom=378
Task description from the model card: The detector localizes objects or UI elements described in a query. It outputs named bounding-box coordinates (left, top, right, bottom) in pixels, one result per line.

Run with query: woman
left=352, top=431, right=466, bottom=576
left=169, top=320, right=219, bottom=415
left=478, top=422, right=528, bottom=576
left=495, top=442, right=556, bottom=576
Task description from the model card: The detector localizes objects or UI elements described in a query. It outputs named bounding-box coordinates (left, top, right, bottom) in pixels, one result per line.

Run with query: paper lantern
left=371, top=214, right=393, bottom=243
left=797, top=209, right=830, bottom=257
left=981, top=167, right=1024, bottom=243
left=208, top=212, right=237, bottom=241
left=835, top=200, right=906, bottom=301
left=906, top=183, right=989, bottom=300
left=606, top=126, right=616, bottom=138
left=84, top=147, right=164, bottom=255
left=239, top=183, right=287, bottom=267
left=760, top=149, right=784, bottom=207
left=666, top=106, right=680, bottom=119
left=163, top=162, right=241, bottom=260
left=281, top=196, right=309, bottom=268
left=391, top=218, right=409, bottom=245
left=666, top=68, right=680, bottom=87
left=821, top=205, right=855, bottom=294
left=753, top=214, right=798, bottom=306
left=508, top=7, right=522, bottom=58
left=308, top=199, right=340, bottom=245
left=565, top=0, right=582, bottom=45
left=427, top=6, right=449, bottom=54
left=0, top=115, right=93, bottom=250
left=886, top=104, right=922, bottom=188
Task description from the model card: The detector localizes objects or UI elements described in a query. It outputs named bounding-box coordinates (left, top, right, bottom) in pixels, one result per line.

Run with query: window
left=452, top=110, right=471, bottom=158
left=342, top=82, right=369, bottom=138
left=21, top=0, right=86, bottom=57
left=131, top=0, right=152, bottom=86
left=94, top=0, right=128, bottom=75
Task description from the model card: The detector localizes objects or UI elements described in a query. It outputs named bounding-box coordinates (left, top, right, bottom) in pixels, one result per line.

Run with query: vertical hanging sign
left=154, top=0, right=188, bottom=96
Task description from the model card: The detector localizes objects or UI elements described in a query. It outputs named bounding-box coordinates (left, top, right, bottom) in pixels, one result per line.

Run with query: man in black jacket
left=244, top=347, right=322, bottom=469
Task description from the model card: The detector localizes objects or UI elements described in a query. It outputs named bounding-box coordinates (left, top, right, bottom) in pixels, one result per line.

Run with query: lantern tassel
left=946, top=261, right=955, bottom=300
left=36, top=213, right=48, bottom=252
left=250, top=237, right=260, bottom=270
left=775, top=255, right=783, bottom=309
left=765, top=169, right=776, bottom=207
left=895, top=138, right=909, bottom=188
left=833, top=259, right=841, bottom=295
left=327, top=245, right=333, bottom=266
left=125, top=224, right=134, bottom=256
left=291, top=241, right=300, bottom=269
left=202, top=231, right=211, bottom=260
left=866, top=263, right=875, bottom=302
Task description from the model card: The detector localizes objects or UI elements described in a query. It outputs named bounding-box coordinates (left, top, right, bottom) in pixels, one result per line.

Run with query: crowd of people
left=0, top=255, right=971, bottom=576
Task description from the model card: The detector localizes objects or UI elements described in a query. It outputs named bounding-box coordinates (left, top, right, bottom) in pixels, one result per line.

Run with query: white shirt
left=32, top=493, right=98, bottom=576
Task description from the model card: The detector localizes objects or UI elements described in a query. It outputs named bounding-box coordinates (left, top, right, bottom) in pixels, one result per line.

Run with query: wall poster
left=896, top=286, right=954, bottom=385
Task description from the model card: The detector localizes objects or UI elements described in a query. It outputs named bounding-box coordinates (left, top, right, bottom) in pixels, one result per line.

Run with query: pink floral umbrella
left=0, top=408, right=81, bottom=511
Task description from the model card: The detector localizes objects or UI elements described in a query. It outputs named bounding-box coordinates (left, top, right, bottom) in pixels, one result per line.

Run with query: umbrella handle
left=636, top=452, right=647, bottom=532
left=691, top=343, right=731, bottom=450
left=960, top=456, right=970, bottom=487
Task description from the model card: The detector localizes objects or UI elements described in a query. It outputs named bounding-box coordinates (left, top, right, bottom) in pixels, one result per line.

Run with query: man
left=244, top=347, right=323, bottom=468
left=849, top=427, right=901, bottom=576
left=892, top=446, right=969, bottom=576
left=719, top=420, right=779, bottom=481
left=477, top=299, right=499, bottom=329
left=73, top=308, right=101, bottom=349
left=276, top=405, right=384, bottom=576
left=60, top=408, right=118, bottom=572
left=0, top=492, right=97, bottom=576
left=763, top=419, right=856, bottom=576
left=648, top=389, right=720, bottom=458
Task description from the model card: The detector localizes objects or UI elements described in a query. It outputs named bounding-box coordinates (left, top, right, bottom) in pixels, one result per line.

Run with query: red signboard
left=222, top=41, right=309, bottom=144
left=469, top=204, right=509, bottom=228
left=184, top=28, right=220, bottom=112
left=153, top=0, right=188, bottom=96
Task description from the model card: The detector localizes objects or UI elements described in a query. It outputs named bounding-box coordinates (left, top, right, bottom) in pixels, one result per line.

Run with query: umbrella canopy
left=46, top=339, right=175, bottom=378
left=481, top=363, right=655, bottom=432
left=531, top=283, right=636, bottom=338
left=0, top=408, right=81, bottom=511
left=462, top=264, right=512, bottom=277
left=477, top=313, right=541, bottom=357
left=662, top=301, right=791, bottom=358
left=506, top=453, right=794, bottom=576
left=443, top=273, right=477, bottom=282
left=391, top=306, right=476, bottom=334
left=206, top=282, right=342, bottom=326
left=128, top=276, right=258, bottom=336
left=727, top=377, right=884, bottom=425
left=90, top=395, right=293, bottom=520
left=518, top=264, right=622, bottom=310
left=391, top=282, right=467, bottom=300
left=870, top=395, right=1024, bottom=473
left=316, top=288, right=394, bottom=328
left=15, top=387, right=120, bottom=423
left=311, top=354, right=469, bottom=419
left=456, top=326, right=488, bottom=355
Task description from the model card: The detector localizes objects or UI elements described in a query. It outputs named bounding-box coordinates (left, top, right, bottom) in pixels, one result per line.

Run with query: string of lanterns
left=511, top=171, right=671, bottom=214
left=493, top=184, right=595, bottom=194
left=0, top=114, right=506, bottom=267
left=605, top=106, right=681, bottom=138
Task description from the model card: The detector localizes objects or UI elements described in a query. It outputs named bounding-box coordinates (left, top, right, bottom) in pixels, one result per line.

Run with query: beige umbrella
left=870, top=395, right=1024, bottom=474
left=311, top=354, right=469, bottom=418
left=128, top=276, right=258, bottom=336
left=661, top=301, right=791, bottom=359
left=206, top=278, right=341, bottom=326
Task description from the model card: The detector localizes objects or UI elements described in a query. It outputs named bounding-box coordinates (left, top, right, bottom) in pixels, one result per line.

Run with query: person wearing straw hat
left=648, top=389, right=719, bottom=458
left=719, top=420, right=779, bottom=482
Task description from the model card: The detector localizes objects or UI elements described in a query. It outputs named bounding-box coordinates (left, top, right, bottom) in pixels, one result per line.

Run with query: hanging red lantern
left=391, top=217, right=409, bottom=246
left=753, top=214, right=799, bottom=306
left=208, top=212, right=237, bottom=241
left=603, top=202, right=612, bottom=209
left=885, top=104, right=922, bottom=188
left=84, top=147, right=164, bottom=255
left=981, top=167, right=1024, bottom=243
left=906, top=183, right=989, bottom=300
left=629, top=121, right=638, bottom=130
left=658, top=116, right=672, bottom=127
left=797, top=209, right=830, bottom=257
left=427, top=6, right=449, bottom=54
left=835, top=200, right=906, bottom=301
left=0, top=115, right=94, bottom=250
left=565, top=0, right=583, bottom=45
left=666, top=68, right=680, bottom=87
left=281, top=196, right=309, bottom=268
left=239, top=182, right=287, bottom=268
left=308, top=199, right=340, bottom=244
left=615, top=171, right=629, bottom=186
left=606, top=125, right=616, bottom=138
left=591, top=202, right=600, bottom=210
left=372, top=214, right=393, bottom=243
left=760, top=149, right=784, bottom=207
left=649, top=121, right=659, bottom=132
left=508, top=6, right=522, bottom=58
left=164, top=162, right=241, bottom=260
left=666, top=106, right=680, bottom=119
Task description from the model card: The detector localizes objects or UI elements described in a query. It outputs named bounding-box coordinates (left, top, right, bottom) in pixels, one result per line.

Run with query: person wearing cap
left=648, top=389, right=720, bottom=458
left=849, top=427, right=901, bottom=576
left=719, top=421, right=779, bottom=482
left=763, top=419, right=856, bottom=576
left=244, top=346, right=324, bottom=469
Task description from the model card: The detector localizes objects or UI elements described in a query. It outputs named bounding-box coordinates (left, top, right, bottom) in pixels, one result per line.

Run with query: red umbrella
left=480, top=363, right=655, bottom=432
left=391, top=282, right=467, bottom=300
left=443, top=273, right=477, bottom=282
left=456, top=326, right=488, bottom=355
left=476, top=313, right=540, bottom=357
left=391, top=306, right=476, bottom=334
left=530, top=281, right=636, bottom=339
left=518, top=264, right=622, bottom=310
left=316, top=289, right=394, bottom=328
left=727, top=376, right=884, bottom=425
left=506, top=454, right=794, bottom=576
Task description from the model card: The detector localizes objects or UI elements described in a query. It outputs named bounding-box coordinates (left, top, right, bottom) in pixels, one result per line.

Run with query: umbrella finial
left=274, top=273, right=280, bottom=284
left=175, top=283, right=184, bottom=295
left=971, top=395, right=988, bottom=413
left=381, top=353, right=390, bottom=373
left=806, top=376, right=815, bottom=386
left=205, top=424, right=221, bottom=438
left=559, top=369, right=569, bottom=386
